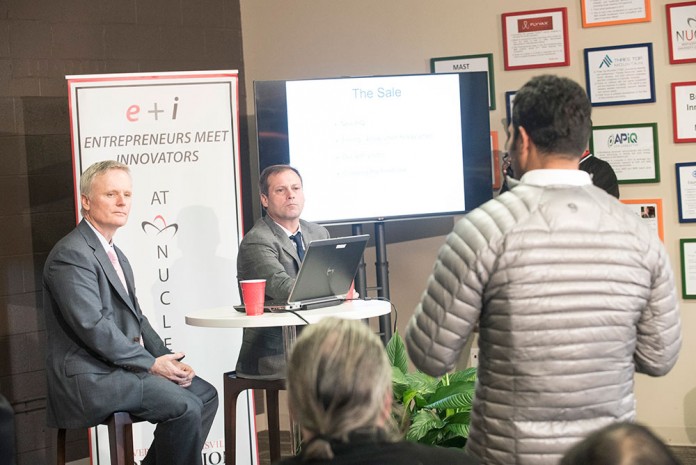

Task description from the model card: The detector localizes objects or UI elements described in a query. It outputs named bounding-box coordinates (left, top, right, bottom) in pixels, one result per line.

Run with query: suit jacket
left=42, top=220, right=171, bottom=428
left=235, top=215, right=329, bottom=378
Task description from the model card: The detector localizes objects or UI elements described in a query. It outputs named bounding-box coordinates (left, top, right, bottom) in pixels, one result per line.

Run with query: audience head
left=287, top=317, right=395, bottom=460
left=511, top=75, right=592, bottom=161
left=560, top=422, right=682, bottom=465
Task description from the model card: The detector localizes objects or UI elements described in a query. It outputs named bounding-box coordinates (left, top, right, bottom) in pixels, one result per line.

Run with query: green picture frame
left=589, top=122, right=659, bottom=184
left=680, top=238, right=696, bottom=299
left=430, top=53, right=496, bottom=110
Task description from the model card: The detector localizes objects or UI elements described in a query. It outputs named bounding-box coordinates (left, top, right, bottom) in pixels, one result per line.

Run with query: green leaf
left=390, top=335, right=478, bottom=449
left=405, top=371, right=439, bottom=396
left=444, top=412, right=471, bottom=429
left=444, top=421, right=470, bottom=438
left=446, top=367, right=478, bottom=384
left=386, top=331, right=409, bottom=374
left=392, top=367, right=410, bottom=399
left=407, top=410, right=445, bottom=442
left=425, top=382, right=475, bottom=410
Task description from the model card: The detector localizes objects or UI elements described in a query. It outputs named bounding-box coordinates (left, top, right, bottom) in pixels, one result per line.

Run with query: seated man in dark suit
left=235, top=164, right=329, bottom=379
left=43, top=160, right=217, bottom=465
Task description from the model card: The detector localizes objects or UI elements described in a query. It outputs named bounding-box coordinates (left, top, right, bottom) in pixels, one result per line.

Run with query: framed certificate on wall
left=581, top=0, right=651, bottom=28
left=680, top=238, right=696, bottom=299
left=620, top=198, right=664, bottom=241
left=584, top=43, right=655, bottom=106
left=666, top=1, right=696, bottom=64
left=671, top=81, right=696, bottom=142
left=502, top=8, right=570, bottom=70
left=431, top=54, right=496, bottom=110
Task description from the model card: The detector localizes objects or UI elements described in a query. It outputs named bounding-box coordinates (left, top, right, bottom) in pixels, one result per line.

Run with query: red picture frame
left=666, top=1, right=696, bottom=64
left=671, top=81, right=696, bottom=143
left=502, top=8, right=570, bottom=71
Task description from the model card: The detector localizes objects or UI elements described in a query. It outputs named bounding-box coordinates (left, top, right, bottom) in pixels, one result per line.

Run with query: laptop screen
left=287, top=234, right=369, bottom=306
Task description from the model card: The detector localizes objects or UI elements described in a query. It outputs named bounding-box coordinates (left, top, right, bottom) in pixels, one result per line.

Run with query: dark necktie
left=290, top=231, right=305, bottom=262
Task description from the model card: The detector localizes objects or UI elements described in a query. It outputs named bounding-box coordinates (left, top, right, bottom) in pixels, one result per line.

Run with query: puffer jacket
left=406, top=178, right=681, bottom=465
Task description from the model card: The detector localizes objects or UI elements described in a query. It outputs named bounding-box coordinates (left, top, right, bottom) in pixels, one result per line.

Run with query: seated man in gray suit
left=43, top=160, right=218, bottom=465
left=235, top=164, right=329, bottom=379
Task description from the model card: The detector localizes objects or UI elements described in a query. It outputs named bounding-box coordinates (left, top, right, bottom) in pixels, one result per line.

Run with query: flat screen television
left=254, top=72, right=492, bottom=225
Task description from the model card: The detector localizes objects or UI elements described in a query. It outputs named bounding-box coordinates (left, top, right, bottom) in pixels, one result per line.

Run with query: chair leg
left=224, top=374, right=240, bottom=465
left=57, top=428, right=67, bottom=465
left=107, top=412, right=134, bottom=465
left=266, top=389, right=282, bottom=462
left=224, top=373, right=287, bottom=465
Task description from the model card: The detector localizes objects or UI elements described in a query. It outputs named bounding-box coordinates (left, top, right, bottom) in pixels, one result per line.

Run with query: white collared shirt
left=519, top=169, right=593, bottom=187
left=84, top=218, right=116, bottom=255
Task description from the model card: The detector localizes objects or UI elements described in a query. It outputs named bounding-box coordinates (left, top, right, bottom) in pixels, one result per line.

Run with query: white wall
left=239, top=0, right=696, bottom=445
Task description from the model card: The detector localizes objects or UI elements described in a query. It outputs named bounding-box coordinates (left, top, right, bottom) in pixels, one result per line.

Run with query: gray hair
left=287, top=318, right=396, bottom=461
left=79, top=160, right=130, bottom=216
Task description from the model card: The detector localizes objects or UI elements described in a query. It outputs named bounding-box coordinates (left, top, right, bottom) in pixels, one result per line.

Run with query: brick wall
left=0, top=1, right=247, bottom=463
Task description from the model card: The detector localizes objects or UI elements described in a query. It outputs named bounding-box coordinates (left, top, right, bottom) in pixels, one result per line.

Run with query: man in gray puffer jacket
left=405, top=75, right=681, bottom=465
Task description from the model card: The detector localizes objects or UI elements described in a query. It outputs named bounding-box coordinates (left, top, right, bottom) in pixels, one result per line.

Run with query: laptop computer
left=235, top=234, right=369, bottom=312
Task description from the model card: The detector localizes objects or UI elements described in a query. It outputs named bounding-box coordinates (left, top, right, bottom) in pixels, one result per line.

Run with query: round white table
left=185, top=298, right=391, bottom=328
left=185, top=299, right=392, bottom=461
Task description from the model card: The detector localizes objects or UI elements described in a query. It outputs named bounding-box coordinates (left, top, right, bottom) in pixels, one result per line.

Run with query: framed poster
left=581, top=0, right=651, bottom=28
left=491, top=131, right=501, bottom=190
left=621, top=198, right=664, bottom=241
left=671, top=81, right=696, bottom=143
left=676, top=162, right=696, bottom=222
left=431, top=54, right=496, bottom=110
left=505, top=91, right=516, bottom=125
left=501, top=8, right=570, bottom=70
left=584, top=43, right=655, bottom=106
left=680, top=238, right=696, bottom=298
left=589, top=123, right=659, bottom=184
left=666, top=1, right=696, bottom=64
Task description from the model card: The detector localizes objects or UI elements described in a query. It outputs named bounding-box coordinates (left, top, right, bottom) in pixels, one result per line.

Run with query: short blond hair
left=79, top=160, right=130, bottom=216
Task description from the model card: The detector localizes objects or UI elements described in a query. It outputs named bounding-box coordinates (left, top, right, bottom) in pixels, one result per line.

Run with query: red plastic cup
left=240, top=279, right=266, bottom=316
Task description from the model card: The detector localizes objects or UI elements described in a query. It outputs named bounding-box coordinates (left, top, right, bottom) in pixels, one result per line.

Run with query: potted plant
left=387, top=331, right=477, bottom=448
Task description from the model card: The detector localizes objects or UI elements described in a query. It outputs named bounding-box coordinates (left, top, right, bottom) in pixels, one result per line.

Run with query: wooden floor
left=256, top=434, right=696, bottom=465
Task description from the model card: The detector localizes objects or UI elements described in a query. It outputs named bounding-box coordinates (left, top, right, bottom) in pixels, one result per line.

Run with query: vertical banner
left=67, top=71, right=254, bottom=465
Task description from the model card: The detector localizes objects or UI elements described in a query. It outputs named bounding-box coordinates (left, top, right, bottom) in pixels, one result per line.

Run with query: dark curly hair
left=512, top=75, right=592, bottom=159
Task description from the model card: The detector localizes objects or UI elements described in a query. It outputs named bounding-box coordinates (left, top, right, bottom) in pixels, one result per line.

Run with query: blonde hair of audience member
left=560, top=422, right=682, bottom=465
left=287, top=318, right=398, bottom=461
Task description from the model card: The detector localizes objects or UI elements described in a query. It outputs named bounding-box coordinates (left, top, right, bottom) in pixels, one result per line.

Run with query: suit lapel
left=77, top=221, right=137, bottom=314
left=263, top=215, right=302, bottom=265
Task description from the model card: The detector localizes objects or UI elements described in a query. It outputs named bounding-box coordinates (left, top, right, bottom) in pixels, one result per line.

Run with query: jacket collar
left=77, top=220, right=136, bottom=312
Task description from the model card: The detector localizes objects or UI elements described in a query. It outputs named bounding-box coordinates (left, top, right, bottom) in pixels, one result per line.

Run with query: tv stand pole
left=374, top=222, right=392, bottom=344
left=352, top=222, right=393, bottom=345
left=351, top=224, right=368, bottom=299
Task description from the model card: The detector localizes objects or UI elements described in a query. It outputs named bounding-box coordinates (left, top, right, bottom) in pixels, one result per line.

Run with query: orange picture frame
left=581, top=0, right=651, bottom=28
left=621, top=198, right=664, bottom=241
left=491, top=131, right=501, bottom=190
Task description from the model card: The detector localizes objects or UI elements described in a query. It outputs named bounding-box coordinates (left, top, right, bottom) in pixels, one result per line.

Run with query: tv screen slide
left=254, top=72, right=492, bottom=224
